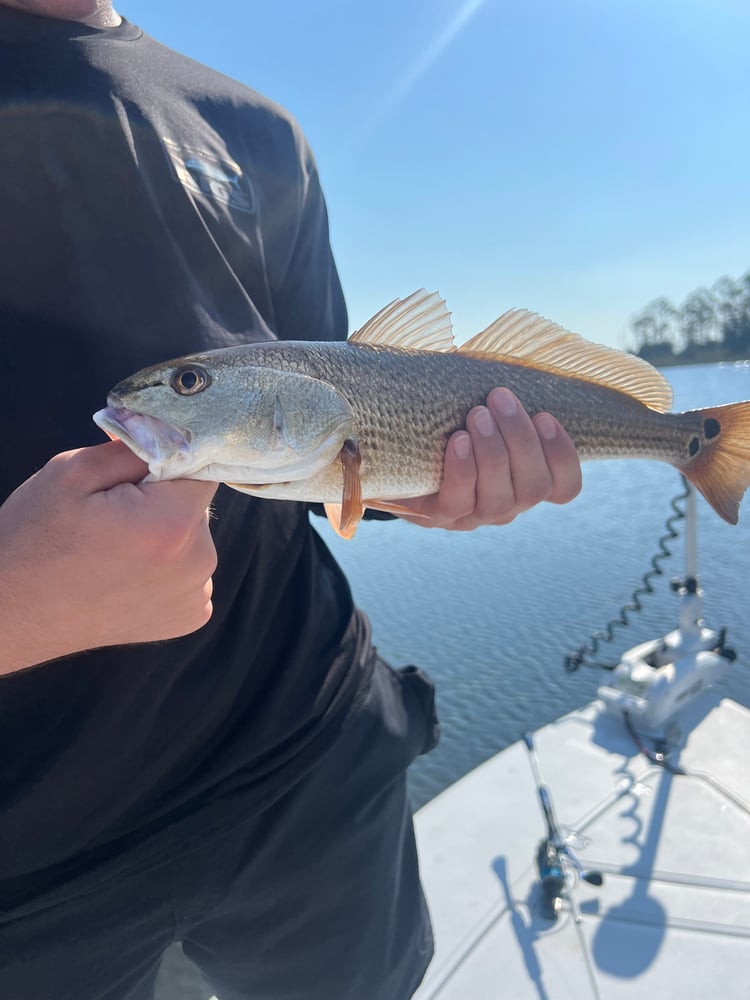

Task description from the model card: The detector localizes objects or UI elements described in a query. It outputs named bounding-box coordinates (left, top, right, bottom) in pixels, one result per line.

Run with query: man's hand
left=0, top=442, right=218, bottom=675
left=398, top=389, right=582, bottom=530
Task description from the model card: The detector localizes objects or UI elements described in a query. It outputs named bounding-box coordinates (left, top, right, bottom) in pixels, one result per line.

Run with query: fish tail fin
left=681, top=401, right=750, bottom=524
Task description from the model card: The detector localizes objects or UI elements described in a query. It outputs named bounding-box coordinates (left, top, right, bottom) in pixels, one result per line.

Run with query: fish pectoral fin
left=324, top=439, right=364, bottom=539
left=458, top=309, right=674, bottom=413
left=348, top=289, right=455, bottom=352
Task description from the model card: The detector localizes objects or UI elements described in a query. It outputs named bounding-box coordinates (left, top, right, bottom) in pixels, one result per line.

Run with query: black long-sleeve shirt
left=0, top=9, right=374, bottom=897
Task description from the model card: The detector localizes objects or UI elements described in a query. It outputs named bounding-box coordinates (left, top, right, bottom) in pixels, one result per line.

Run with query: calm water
left=320, top=363, right=750, bottom=809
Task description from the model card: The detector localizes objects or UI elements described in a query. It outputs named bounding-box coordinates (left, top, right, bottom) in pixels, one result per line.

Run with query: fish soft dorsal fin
left=459, top=309, right=674, bottom=412
left=349, top=289, right=455, bottom=352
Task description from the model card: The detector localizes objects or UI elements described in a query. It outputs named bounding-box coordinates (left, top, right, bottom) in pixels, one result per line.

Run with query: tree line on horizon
left=629, top=270, right=750, bottom=366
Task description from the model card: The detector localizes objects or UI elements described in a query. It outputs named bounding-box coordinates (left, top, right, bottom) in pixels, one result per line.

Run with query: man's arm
left=0, top=442, right=218, bottom=675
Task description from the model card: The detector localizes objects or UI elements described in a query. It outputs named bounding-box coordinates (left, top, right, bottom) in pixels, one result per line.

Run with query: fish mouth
left=93, top=404, right=193, bottom=476
left=92, top=402, right=351, bottom=485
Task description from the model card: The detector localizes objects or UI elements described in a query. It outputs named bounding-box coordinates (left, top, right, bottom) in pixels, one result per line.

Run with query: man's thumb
left=73, top=440, right=151, bottom=492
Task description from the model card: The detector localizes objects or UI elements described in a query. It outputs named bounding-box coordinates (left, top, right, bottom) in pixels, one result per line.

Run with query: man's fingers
left=54, top=442, right=219, bottom=512
left=466, top=404, right=514, bottom=521
left=52, top=441, right=151, bottom=493
left=433, top=431, right=478, bottom=522
left=533, top=413, right=582, bottom=504
left=73, top=440, right=219, bottom=510
left=139, top=477, right=219, bottom=512
left=434, top=391, right=582, bottom=529
left=487, top=389, right=553, bottom=512
left=393, top=431, right=477, bottom=526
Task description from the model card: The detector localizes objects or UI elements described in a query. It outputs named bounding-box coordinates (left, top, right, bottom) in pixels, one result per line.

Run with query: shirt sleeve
left=269, top=133, right=348, bottom=346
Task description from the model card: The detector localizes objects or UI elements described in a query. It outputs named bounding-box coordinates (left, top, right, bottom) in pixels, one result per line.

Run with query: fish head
left=93, top=352, right=355, bottom=484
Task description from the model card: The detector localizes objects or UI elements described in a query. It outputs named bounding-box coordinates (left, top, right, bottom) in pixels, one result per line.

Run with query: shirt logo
left=163, top=138, right=255, bottom=214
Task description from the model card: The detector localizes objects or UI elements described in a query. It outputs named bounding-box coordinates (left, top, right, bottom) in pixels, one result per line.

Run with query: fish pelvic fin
left=364, top=500, right=431, bottom=520
left=325, top=439, right=364, bottom=539
left=349, top=289, right=455, bottom=352
left=459, top=309, right=674, bottom=412
left=681, top=400, right=750, bottom=524
left=323, top=503, right=351, bottom=538
left=324, top=498, right=432, bottom=536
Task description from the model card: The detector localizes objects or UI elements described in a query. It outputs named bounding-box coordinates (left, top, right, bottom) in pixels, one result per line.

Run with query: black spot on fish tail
left=703, top=417, right=721, bottom=439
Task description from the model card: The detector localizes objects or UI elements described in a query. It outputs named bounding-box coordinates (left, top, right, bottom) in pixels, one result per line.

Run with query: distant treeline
left=630, top=270, right=750, bottom=366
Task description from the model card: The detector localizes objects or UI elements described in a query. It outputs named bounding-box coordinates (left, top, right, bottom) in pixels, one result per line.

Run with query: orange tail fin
left=682, top=400, right=750, bottom=524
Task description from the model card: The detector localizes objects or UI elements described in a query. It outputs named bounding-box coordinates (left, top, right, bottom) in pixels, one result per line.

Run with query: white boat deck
left=413, top=694, right=750, bottom=1000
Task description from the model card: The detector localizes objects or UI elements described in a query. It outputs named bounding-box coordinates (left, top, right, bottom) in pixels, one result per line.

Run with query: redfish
left=94, top=290, right=750, bottom=537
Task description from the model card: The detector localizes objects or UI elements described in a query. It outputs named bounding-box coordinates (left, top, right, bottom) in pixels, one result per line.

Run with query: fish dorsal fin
left=349, top=289, right=455, bottom=352
left=459, top=309, right=673, bottom=412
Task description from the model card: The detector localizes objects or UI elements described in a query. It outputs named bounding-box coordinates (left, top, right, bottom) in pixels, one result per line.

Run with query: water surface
left=320, top=363, right=750, bottom=808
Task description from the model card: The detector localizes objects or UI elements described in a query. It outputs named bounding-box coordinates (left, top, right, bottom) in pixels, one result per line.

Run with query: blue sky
left=122, top=0, right=749, bottom=348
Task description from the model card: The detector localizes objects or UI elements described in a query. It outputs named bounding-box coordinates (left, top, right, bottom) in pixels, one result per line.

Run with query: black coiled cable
left=564, top=476, right=690, bottom=672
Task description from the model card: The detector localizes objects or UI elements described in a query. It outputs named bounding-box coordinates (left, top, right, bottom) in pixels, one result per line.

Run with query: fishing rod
left=523, top=732, right=603, bottom=921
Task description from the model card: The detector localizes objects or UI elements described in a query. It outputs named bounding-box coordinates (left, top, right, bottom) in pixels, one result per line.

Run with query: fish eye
left=171, top=365, right=211, bottom=396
